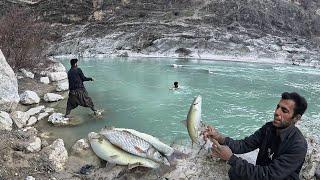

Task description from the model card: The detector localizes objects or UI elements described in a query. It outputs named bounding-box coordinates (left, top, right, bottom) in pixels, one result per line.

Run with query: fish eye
left=194, top=102, right=198, bottom=105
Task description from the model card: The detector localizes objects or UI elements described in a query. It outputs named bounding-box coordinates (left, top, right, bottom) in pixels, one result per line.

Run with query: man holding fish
left=202, top=92, right=308, bottom=180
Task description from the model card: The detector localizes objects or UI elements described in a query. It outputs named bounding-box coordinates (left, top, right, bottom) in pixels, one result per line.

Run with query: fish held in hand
left=182, top=95, right=203, bottom=147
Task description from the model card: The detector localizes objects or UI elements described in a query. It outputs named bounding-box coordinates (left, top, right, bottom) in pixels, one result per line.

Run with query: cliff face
left=1, top=0, right=320, bottom=64
left=1, top=0, right=320, bottom=37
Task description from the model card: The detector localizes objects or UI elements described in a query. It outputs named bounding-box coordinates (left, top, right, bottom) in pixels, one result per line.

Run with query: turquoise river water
left=41, top=57, right=320, bottom=149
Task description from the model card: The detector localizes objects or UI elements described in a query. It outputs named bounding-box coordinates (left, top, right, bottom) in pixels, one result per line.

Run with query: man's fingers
left=211, top=138, right=221, bottom=151
left=211, top=151, right=219, bottom=158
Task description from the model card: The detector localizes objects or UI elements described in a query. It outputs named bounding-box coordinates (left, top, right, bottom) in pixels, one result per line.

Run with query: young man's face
left=273, top=99, right=297, bottom=128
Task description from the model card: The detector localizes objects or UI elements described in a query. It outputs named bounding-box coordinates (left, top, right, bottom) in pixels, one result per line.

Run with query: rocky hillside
left=1, top=0, right=320, bottom=64
left=2, top=0, right=318, bottom=36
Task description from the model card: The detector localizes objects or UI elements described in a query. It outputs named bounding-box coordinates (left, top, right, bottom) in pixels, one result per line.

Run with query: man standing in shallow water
left=65, top=58, right=100, bottom=117
left=202, top=92, right=308, bottom=180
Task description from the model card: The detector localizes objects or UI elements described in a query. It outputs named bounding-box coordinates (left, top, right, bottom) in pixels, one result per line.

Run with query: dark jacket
left=68, top=67, right=92, bottom=90
left=225, top=122, right=307, bottom=180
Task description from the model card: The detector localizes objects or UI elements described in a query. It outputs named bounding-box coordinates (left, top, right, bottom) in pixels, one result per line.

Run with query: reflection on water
left=40, top=57, right=320, bottom=149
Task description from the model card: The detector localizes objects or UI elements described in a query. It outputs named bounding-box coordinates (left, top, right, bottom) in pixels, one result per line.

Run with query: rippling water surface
left=44, top=57, right=320, bottom=148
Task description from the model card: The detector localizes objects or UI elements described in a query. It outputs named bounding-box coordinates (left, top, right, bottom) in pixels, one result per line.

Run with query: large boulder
left=0, top=49, right=20, bottom=112
left=41, top=139, right=68, bottom=172
left=49, top=72, right=67, bottom=82
left=300, top=136, right=320, bottom=179
left=56, top=80, right=69, bottom=92
left=40, top=61, right=66, bottom=76
left=0, top=111, right=13, bottom=131
left=19, top=91, right=40, bottom=105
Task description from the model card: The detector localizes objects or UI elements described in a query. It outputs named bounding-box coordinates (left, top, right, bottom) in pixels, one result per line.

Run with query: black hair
left=281, top=92, right=307, bottom=116
left=174, top=81, right=178, bottom=88
left=70, top=58, right=78, bottom=67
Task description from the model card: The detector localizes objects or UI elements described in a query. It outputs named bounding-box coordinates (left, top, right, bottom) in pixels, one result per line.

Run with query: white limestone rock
left=48, top=113, right=69, bottom=125
left=26, top=116, right=38, bottom=126
left=56, top=80, right=69, bottom=92
left=40, top=77, right=50, bottom=84
left=26, top=136, right=41, bottom=153
left=20, top=68, right=35, bottom=79
left=11, top=111, right=30, bottom=128
left=301, top=137, right=320, bottom=179
left=43, top=93, right=64, bottom=102
left=19, top=91, right=40, bottom=105
left=25, top=176, right=35, bottom=180
left=21, top=126, right=38, bottom=135
left=49, top=72, right=67, bottom=82
left=0, top=111, right=13, bottom=131
left=44, top=107, right=54, bottom=113
left=41, top=139, right=68, bottom=172
left=26, top=105, right=45, bottom=116
left=37, top=112, right=49, bottom=121
left=0, top=49, right=20, bottom=112
left=40, top=61, right=66, bottom=76
left=71, top=138, right=90, bottom=155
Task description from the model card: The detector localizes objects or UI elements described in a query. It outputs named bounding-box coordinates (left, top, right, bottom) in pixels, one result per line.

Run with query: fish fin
left=181, top=120, right=187, bottom=127
left=128, top=162, right=142, bottom=169
left=102, top=126, right=114, bottom=130
left=109, top=155, right=119, bottom=159
left=98, top=136, right=104, bottom=143
left=134, top=146, right=146, bottom=153
left=122, top=130, right=133, bottom=134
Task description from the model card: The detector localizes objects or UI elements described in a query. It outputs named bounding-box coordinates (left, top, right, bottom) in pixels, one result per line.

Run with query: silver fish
left=88, top=132, right=159, bottom=169
left=185, top=95, right=202, bottom=146
left=115, top=128, right=174, bottom=157
left=100, top=128, right=170, bottom=165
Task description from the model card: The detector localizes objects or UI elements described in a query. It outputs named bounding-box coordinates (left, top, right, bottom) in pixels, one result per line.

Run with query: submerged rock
left=48, top=113, right=82, bottom=126
left=48, top=113, right=69, bottom=125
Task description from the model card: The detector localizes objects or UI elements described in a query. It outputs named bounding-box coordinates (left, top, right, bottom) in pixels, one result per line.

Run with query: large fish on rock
left=114, top=128, right=174, bottom=157
left=100, top=128, right=170, bottom=165
left=88, top=132, right=160, bottom=169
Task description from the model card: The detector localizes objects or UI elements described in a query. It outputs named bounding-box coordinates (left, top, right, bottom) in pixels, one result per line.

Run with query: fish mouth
left=193, top=95, right=202, bottom=105
left=88, top=132, right=99, bottom=140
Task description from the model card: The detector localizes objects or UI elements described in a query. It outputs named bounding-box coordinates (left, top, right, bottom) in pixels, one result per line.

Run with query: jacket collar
left=275, top=124, right=296, bottom=141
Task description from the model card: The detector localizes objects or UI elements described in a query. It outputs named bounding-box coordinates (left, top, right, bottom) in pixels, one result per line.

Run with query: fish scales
left=101, top=129, right=169, bottom=165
